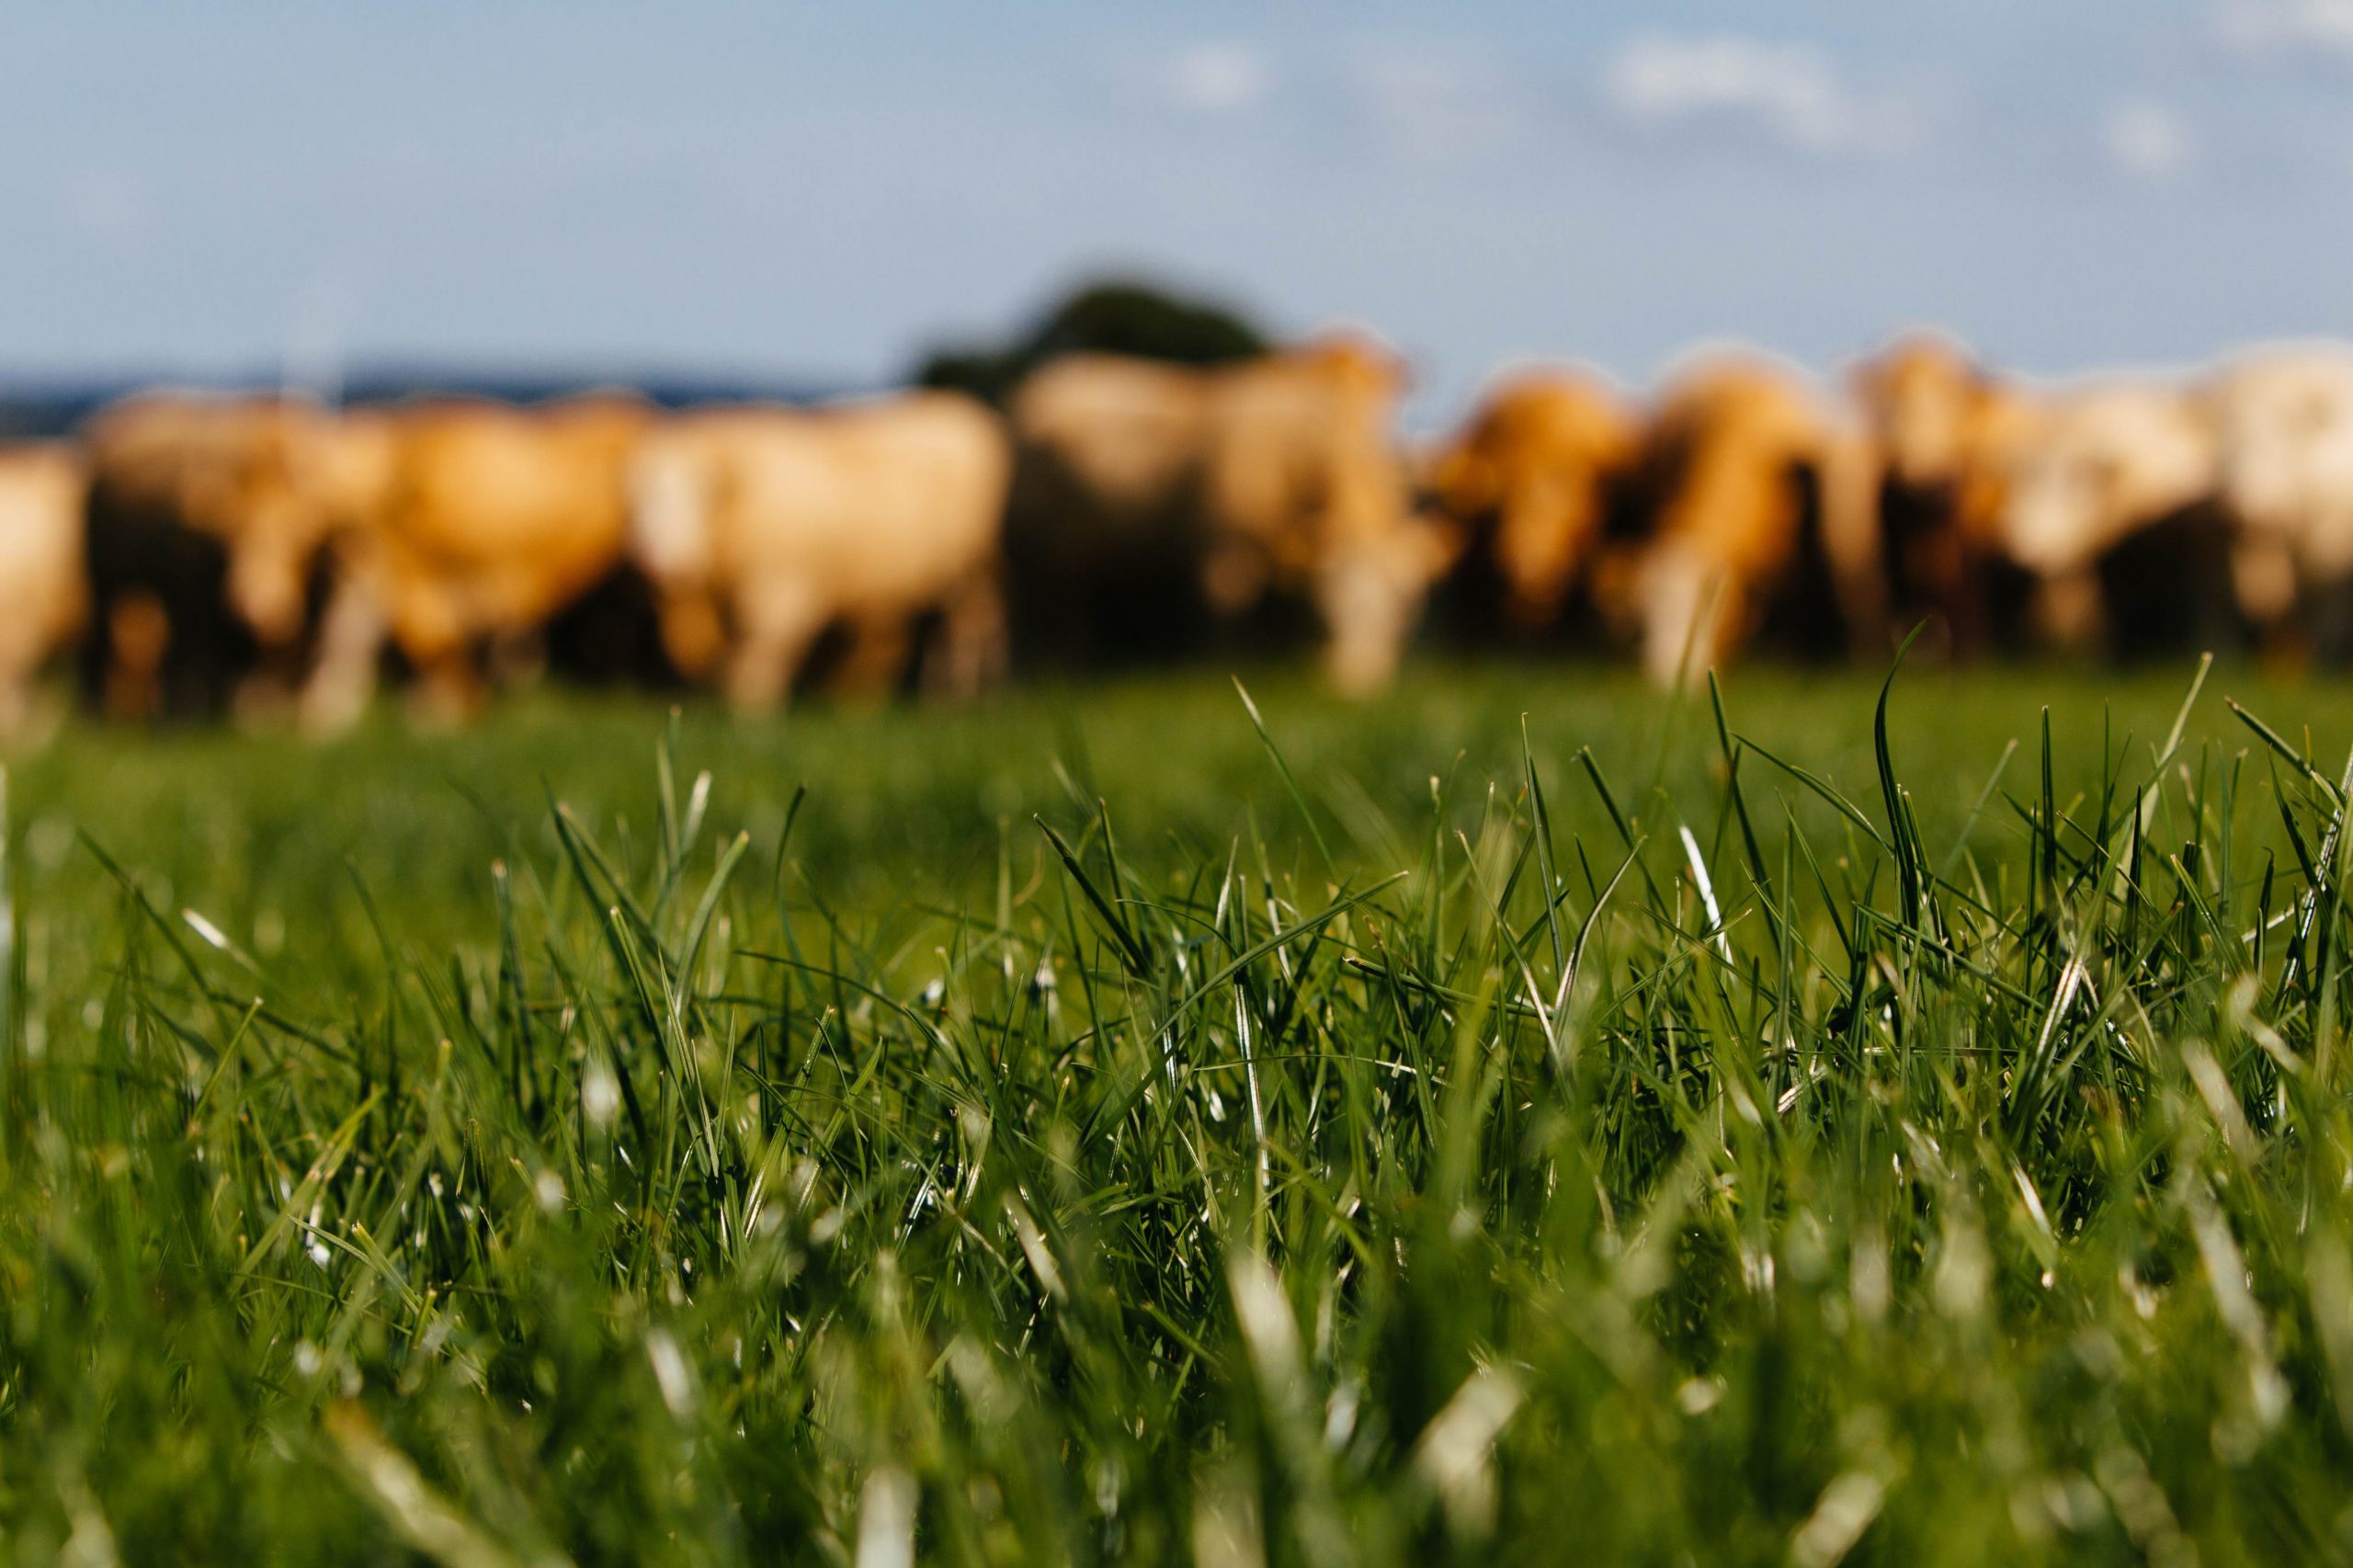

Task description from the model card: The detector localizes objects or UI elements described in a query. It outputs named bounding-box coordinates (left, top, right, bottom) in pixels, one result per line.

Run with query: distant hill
left=916, top=279, right=1269, bottom=407
left=0, top=365, right=862, bottom=439
left=2, top=290, right=1275, bottom=439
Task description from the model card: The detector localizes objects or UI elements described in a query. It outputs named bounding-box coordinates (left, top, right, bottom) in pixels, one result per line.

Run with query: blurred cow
left=1996, top=382, right=2234, bottom=658
left=1007, top=334, right=1444, bottom=694
left=0, top=443, right=89, bottom=734
left=1423, top=370, right=1639, bottom=636
left=82, top=393, right=392, bottom=721
left=626, top=391, right=1010, bottom=710
left=1852, top=335, right=2039, bottom=657
left=1594, top=358, right=1883, bottom=685
left=302, top=395, right=650, bottom=727
left=2208, top=344, right=2353, bottom=657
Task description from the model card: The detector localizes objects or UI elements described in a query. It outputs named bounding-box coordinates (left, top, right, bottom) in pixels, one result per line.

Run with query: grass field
left=10, top=656, right=2353, bottom=1563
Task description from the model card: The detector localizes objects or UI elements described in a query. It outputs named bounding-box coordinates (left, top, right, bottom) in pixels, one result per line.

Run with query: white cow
left=629, top=391, right=1011, bottom=710
left=2208, top=344, right=2353, bottom=648
left=1997, top=382, right=2226, bottom=654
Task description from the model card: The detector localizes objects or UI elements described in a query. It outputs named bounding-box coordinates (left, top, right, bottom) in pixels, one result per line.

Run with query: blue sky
left=6, top=2, right=2353, bottom=416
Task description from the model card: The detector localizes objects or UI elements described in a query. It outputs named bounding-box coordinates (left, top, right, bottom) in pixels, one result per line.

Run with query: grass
left=7, top=657, right=2353, bottom=1562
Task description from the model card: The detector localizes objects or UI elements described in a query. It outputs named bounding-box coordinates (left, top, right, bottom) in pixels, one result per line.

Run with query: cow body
left=81, top=393, right=387, bottom=721
left=1853, top=336, right=2039, bottom=657
left=1007, top=336, right=1438, bottom=693
left=303, top=396, right=649, bottom=725
left=1425, top=372, right=1638, bottom=638
left=627, top=392, right=1011, bottom=710
left=2208, top=345, right=2353, bottom=656
left=1597, top=359, right=1882, bottom=684
left=0, top=443, right=88, bottom=733
left=1996, top=383, right=2234, bottom=658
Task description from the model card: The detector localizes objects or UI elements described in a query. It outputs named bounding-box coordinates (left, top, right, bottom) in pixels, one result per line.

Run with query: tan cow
left=302, top=395, right=649, bottom=726
left=1996, top=381, right=2232, bottom=657
left=1594, top=358, right=1883, bottom=685
left=1007, top=334, right=1443, bottom=694
left=2207, top=344, right=2353, bottom=654
left=1424, top=370, right=1639, bottom=633
left=82, top=393, right=391, bottom=722
left=1851, top=335, right=2039, bottom=657
left=0, top=443, right=89, bottom=733
left=626, top=391, right=1011, bottom=710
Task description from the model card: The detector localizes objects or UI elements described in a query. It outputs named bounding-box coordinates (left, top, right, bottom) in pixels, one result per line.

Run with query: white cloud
left=1349, top=46, right=1526, bottom=167
left=1162, top=43, right=1273, bottom=114
left=2216, top=0, right=2353, bottom=53
left=2104, top=100, right=2194, bottom=179
left=1601, top=32, right=1917, bottom=158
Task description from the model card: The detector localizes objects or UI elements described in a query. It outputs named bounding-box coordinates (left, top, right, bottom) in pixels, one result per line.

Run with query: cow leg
left=231, top=669, right=296, bottom=729
left=1639, top=545, right=1731, bottom=687
left=2029, top=569, right=2105, bottom=653
left=1814, top=430, right=1891, bottom=659
left=2308, top=573, right=2353, bottom=665
left=1201, top=539, right=1270, bottom=617
left=656, top=590, right=729, bottom=685
left=0, top=626, right=63, bottom=741
left=300, top=578, right=387, bottom=734
left=926, top=573, right=1007, bottom=699
left=2232, top=535, right=2300, bottom=631
left=384, top=575, right=484, bottom=725
left=485, top=627, right=550, bottom=692
left=725, top=584, right=826, bottom=712
left=2230, top=534, right=2306, bottom=665
left=409, top=650, right=485, bottom=726
left=103, top=592, right=171, bottom=725
left=0, top=663, right=30, bottom=741
left=829, top=611, right=914, bottom=701
left=1314, top=549, right=1416, bottom=698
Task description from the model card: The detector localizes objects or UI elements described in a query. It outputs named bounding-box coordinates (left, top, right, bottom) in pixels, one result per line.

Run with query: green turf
left=8, top=657, right=2353, bottom=1562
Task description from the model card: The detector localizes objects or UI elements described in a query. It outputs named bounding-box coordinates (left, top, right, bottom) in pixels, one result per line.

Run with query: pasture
left=8, top=657, right=2353, bottom=1562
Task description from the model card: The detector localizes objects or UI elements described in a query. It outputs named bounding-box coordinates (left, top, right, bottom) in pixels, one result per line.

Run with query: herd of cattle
left=0, top=329, right=2347, bottom=731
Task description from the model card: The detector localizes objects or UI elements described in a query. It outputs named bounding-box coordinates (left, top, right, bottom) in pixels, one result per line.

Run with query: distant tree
left=915, top=278, right=1268, bottom=405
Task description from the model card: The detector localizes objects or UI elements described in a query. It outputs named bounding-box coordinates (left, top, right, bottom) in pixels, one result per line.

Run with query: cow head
left=1855, top=337, right=1985, bottom=492
left=628, top=444, right=717, bottom=586
left=1294, top=331, right=1411, bottom=409
left=185, top=406, right=352, bottom=651
left=1316, top=519, right=1453, bottom=696
left=626, top=441, right=729, bottom=681
left=1426, top=377, right=1635, bottom=631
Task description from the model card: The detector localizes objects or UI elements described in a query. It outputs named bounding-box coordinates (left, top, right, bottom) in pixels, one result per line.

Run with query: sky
left=7, top=2, right=2353, bottom=419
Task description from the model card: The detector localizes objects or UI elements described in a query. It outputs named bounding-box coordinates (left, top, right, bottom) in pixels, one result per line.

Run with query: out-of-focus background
left=8, top=3, right=2347, bottom=420
left=6, top=2, right=2353, bottom=737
